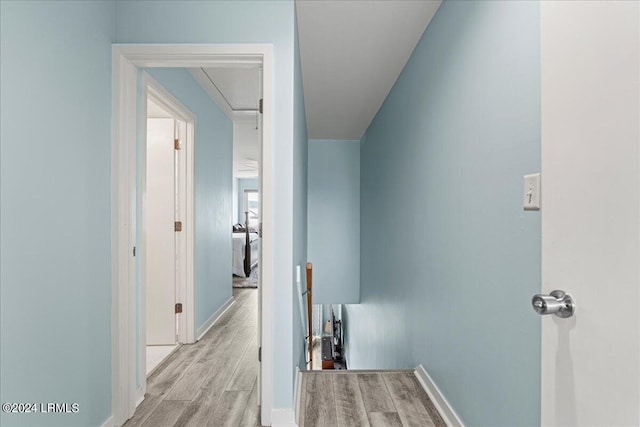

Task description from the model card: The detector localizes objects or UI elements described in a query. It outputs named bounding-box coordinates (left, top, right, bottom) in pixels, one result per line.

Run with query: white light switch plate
left=523, top=173, right=541, bottom=210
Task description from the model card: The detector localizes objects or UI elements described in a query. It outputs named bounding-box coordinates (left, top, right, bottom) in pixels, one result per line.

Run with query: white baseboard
left=271, top=408, right=297, bottom=426
left=196, top=296, right=234, bottom=341
left=414, top=365, right=464, bottom=427
left=294, top=367, right=302, bottom=426
left=100, top=415, right=114, bottom=427
left=135, top=387, right=145, bottom=408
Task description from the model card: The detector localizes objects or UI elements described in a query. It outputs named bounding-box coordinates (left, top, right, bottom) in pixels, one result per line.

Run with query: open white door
left=146, top=118, right=177, bottom=345
left=540, top=2, right=639, bottom=425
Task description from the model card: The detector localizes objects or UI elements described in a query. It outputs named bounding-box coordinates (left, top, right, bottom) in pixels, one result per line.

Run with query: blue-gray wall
left=146, top=68, right=233, bottom=331
left=344, top=1, right=541, bottom=426
left=307, top=140, right=360, bottom=304
left=236, top=178, right=259, bottom=224
left=0, top=1, right=114, bottom=426
left=1, top=1, right=299, bottom=423
left=292, top=12, right=309, bottom=375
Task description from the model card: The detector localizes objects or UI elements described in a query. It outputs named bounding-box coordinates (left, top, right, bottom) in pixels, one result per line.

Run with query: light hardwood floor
left=127, top=288, right=445, bottom=427
left=124, top=288, right=259, bottom=427
left=299, top=371, right=446, bottom=427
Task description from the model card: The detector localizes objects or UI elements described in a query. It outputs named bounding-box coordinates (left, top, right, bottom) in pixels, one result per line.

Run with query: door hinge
left=175, top=303, right=183, bottom=314
left=259, top=99, right=263, bottom=114
left=174, top=221, right=182, bottom=232
left=258, top=346, right=261, bottom=362
left=259, top=222, right=262, bottom=238
left=133, top=246, right=136, bottom=257
left=174, top=138, right=181, bottom=150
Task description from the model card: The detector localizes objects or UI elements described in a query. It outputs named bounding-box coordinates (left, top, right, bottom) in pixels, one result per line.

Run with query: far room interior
left=215, top=68, right=263, bottom=290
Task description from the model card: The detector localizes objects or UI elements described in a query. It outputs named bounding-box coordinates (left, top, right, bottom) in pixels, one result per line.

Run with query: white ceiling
left=296, top=0, right=442, bottom=140
left=233, top=121, right=260, bottom=178
left=201, top=67, right=261, bottom=111
left=191, top=1, right=441, bottom=175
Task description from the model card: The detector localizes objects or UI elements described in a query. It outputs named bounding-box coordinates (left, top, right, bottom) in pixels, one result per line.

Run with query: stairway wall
left=343, top=1, right=541, bottom=426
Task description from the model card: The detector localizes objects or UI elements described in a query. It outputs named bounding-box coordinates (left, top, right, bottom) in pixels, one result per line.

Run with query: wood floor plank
left=408, top=375, right=447, bottom=427
left=140, top=400, right=189, bottom=427
left=122, top=394, right=162, bottom=427
left=227, top=335, right=258, bottom=391
left=368, top=412, right=403, bottom=427
left=383, top=373, right=435, bottom=427
left=304, top=373, right=338, bottom=427
left=176, top=317, right=256, bottom=424
left=298, top=371, right=307, bottom=426
left=226, top=308, right=254, bottom=330
left=298, top=370, right=446, bottom=427
left=174, top=332, right=255, bottom=425
left=357, top=373, right=396, bottom=413
left=332, top=373, right=370, bottom=427
left=214, top=289, right=251, bottom=327
left=207, top=302, right=238, bottom=328
left=207, top=390, right=252, bottom=427
left=173, top=368, right=236, bottom=427
left=146, top=343, right=206, bottom=397
left=164, top=325, right=238, bottom=400
left=238, top=378, right=260, bottom=427
left=125, top=288, right=259, bottom=427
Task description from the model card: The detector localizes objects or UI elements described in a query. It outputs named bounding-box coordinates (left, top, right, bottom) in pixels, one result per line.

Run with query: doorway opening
left=112, top=44, right=274, bottom=427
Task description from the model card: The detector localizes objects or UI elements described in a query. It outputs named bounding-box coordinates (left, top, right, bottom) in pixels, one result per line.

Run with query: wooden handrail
left=306, top=262, right=313, bottom=369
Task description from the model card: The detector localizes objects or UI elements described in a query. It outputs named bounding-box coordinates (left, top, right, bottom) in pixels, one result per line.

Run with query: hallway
left=124, top=288, right=259, bottom=427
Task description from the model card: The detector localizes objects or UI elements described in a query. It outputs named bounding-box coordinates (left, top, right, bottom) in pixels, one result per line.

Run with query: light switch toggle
left=523, top=173, right=541, bottom=210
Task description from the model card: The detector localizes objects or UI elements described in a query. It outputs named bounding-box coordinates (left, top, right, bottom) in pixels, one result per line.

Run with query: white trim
left=111, top=48, right=138, bottom=427
left=144, top=74, right=197, bottom=346
left=135, top=389, right=145, bottom=408
left=196, top=297, right=235, bottom=340
left=414, top=365, right=464, bottom=427
left=183, top=118, right=196, bottom=345
left=146, top=74, right=194, bottom=122
left=259, top=45, right=274, bottom=427
left=112, top=44, right=274, bottom=427
left=271, top=408, right=297, bottom=427
left=101, top=415, right=115, bottom=427
left=294, top=367, right=303, bottom=426
left=137, top=76, right=149, bottom=404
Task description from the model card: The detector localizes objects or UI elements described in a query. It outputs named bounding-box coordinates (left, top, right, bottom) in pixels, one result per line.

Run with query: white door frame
left=111, top=44, right=274, bottom=426
left=138, top=72, right=196, bottom=399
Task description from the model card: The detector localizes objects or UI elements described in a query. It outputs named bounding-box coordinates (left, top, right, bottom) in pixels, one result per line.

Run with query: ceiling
left=190, top=1, right=441, bottom=176
left=296, top=0, right=442, bottom=140
left=200, top=67, right=261, bottom=111
left=233, top=122, right=261, bottom=179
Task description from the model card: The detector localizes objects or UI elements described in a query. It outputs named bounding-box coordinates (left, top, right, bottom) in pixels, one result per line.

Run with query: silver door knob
left=531, top=290, right=575, bottom=318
